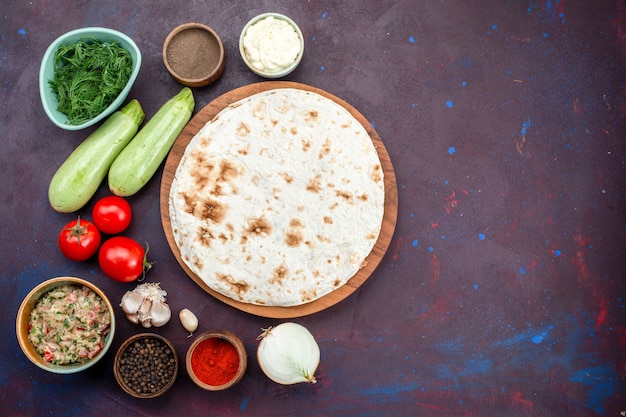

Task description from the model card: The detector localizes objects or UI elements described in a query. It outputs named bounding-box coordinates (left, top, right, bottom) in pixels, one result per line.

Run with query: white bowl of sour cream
left=239, top=12, right=304, bottom=78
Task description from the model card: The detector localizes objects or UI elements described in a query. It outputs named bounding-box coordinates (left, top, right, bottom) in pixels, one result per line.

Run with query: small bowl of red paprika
left=186, top=330, right=247, bottom=391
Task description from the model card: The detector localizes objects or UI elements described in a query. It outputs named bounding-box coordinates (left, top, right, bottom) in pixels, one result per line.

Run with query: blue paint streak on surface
left=412, top=239, right=418, bottom=247
left=446, top=100, right=454, bottom=108
left=321, top=12, right=328, bottom=18
left=18, top=28, right=26, bottom=35
left=570, top=366, right=619, bottom=414
left=240, top=397, right=250, bottom=412
left=409, top=35, right=415, bottom=43
left=360, top=381, right=422, bottom=402
left=478, top=233, right=485, bottom=240
left=459, top=357, right=493, bottom=377
left=447, top=146, right=455, bottom=155
left=521, top=117, right=531, bottom=136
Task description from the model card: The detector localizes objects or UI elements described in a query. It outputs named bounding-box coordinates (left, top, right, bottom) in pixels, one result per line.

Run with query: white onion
left=256, top=322, right=320, bottom=385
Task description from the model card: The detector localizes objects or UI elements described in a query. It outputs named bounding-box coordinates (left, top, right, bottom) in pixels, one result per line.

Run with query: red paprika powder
left=191, top=337, right=239, bottom=386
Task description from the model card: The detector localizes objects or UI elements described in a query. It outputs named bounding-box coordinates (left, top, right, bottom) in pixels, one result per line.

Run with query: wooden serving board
left=160, top=81, right=398, bottom=318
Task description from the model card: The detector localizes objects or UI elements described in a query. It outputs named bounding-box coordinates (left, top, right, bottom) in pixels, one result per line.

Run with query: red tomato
left=92, top=196, right=132, bottom=234
left=58, top=217, right=102, bottom=261
left=98, top=236, right=152, bottom=282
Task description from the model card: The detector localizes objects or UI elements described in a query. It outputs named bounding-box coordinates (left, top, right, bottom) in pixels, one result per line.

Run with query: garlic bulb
left=179, top=308, right=198, bottom=337
left=120, top=282, right=171, bottom=328
left=256, top=322, right=320, bottom=385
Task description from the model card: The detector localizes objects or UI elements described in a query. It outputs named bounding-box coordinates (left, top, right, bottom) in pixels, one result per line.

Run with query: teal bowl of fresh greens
left=39, top=27, right=141, bottom=130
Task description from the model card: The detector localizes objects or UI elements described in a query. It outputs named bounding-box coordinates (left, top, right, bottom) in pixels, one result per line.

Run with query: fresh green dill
left=49, top=37, right=133, bottom=125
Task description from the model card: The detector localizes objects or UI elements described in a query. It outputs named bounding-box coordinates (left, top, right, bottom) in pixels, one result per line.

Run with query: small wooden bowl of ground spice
left=114, top=333, right=178, bottom=398
left=163, top=22, right=225, bottom=87
left=186, top=330, right=247, bottom=391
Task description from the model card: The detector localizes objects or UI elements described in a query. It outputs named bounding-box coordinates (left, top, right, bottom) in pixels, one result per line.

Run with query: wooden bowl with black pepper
left=114, top=333, right=178, bottom=398
left=163, top=22, right=225, bottom=87
left=186, top=330, right=247, bottom=391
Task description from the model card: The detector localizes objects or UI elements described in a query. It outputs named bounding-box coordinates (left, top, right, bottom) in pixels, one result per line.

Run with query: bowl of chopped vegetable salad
left=39, top=27, right=142, bottom=130
left=16, top=276, right=116, bottom=374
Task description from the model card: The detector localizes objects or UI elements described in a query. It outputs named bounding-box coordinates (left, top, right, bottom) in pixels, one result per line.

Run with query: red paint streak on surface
left=415, top=401, right=448, bottom=411
left=572, top=250, right=590, bottom=281
left=417, top=296, right=451, bottom=324
left=572, top=232, right=591, bottom=247
left=527, top=257, right=538, bottom=272
left=430, top=254, right=440, bottom=285
left=595, top=299, right=608, bottom=329
left=444, top=190, right=458, bottom=214
left=572, top=97, right=581, bottom=115
left=512, top=391, right=533, bottom=408
left=390, top=236, right=408, bottom=261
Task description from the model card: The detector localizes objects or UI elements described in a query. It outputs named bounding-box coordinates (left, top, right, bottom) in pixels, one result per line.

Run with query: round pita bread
left=169, top=88, right=384, bottom=306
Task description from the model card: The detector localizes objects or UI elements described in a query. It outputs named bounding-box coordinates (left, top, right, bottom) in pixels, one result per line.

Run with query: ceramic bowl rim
left=39, top=27, right=142, bottom=130
left=15, top=276, right=116, bottom=374
left=239, top=12, right=304, bottom=79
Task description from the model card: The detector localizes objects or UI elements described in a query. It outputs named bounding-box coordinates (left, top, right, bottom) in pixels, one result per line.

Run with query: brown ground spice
left=166, top=28, right=220, bottom=80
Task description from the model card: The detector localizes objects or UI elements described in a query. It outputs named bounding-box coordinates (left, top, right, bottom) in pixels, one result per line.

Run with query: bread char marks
left=241, top=217, right=272, bottom=244
left=371, top=164, right=383, bottom=183
left=182, top=150, right=246, bottom=249
left=216, top=273, right=250, bottom=299
left=318, top=137, right=331, bottom=159
left=270, top=264, right=289, bottom=285
left=285, top=217, right=305, bottom=247
left=182, top=193, right=226, bottom=224
left=186, top=148, right=242, bottom=196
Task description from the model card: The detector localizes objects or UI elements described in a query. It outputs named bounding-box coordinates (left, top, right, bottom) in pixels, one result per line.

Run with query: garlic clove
left=149, top=301, right=172, bottom=327
left=126, top=313, right=140, bottom=324
left=136, top=298, right=153, bottom=323
left=140, top=318, right=153, bottom=328
left=179, top=308, right=198, bottom=337
left=120, top=290, right=145, bottom=315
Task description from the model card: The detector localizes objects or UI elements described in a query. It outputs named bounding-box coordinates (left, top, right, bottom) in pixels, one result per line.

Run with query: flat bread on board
left=168, top=88, right=385, bottom=306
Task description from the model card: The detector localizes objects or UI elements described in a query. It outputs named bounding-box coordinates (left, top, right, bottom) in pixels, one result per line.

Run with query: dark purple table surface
left=2, top=1, right=625, bottom=416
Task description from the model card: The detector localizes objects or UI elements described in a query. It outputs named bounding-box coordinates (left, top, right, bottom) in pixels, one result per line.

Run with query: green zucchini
left=108, top=87, right=195, bottom=197
left=48, top=99, right=145, bottom=213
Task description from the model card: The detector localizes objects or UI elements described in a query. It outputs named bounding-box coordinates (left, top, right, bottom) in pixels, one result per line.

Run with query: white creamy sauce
left=243, top=16, right=301, bottom=73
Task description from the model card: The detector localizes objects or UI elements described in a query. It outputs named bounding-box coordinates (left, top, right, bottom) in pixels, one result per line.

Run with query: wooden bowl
left=15, top=276, right=116, bottom=374
left=186, top=330, right=247, bottom=390
left=113, top=333, right=178, bottom=398
left=163, top=22, right=225, bottom=87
